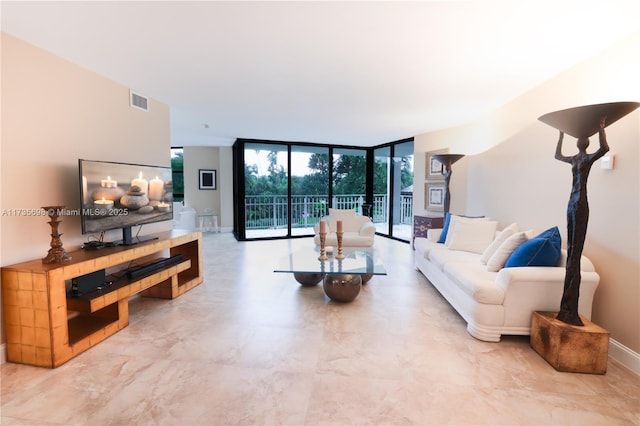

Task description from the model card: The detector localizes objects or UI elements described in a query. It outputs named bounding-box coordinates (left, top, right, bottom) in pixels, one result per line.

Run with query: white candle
left=156, top=202, right=170, bottom=212
left=131, top=172, right=149, bottom=195
left=148, top=176, right=164, bottom=201
left=94, top=197, right=114, bottom=215
left=101, top=176, right=117, bottom=188
left=82, top=176, right=89, bottom=205
left=319, top=220, right=326, bottom=233
left=337, top=220, right=343, bottom=233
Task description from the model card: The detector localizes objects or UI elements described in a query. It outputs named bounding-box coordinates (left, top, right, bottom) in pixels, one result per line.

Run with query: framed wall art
left=425, top=148, right=448, bottom=179
left=425, top=181, right=445, bottom=212
left=199, top=169, right=217, bottom=190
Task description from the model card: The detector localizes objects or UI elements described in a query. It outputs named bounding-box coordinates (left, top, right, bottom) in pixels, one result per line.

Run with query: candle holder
left=336, top=231, right=345, bottom=260
left=42, top=206, right=71, bottom=264
left=318, top=232, right=328, bottom=261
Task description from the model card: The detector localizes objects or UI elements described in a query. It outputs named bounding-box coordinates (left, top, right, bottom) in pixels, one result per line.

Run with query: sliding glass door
left=290, top=145, right=330, bottom=236
left=243, top=143, right=288, bottom=238
left=372, top=140, right=414, bottom=240
left=373, top=146, right=391, bottom=236
left=332, top=148, right=366, bottom=212
left=393, top=140, right=414, bottom=241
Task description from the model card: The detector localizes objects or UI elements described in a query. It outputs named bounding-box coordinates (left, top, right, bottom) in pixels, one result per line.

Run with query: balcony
left=244, top=194, right=413, bottom=240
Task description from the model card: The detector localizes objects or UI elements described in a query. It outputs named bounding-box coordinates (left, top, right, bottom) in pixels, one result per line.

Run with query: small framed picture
left=425, top=182, right=445, bottom=212
left=199, top=169, right=216, bottom=190
left=430, top=157, right=443, bottom=176
left=425, top=149, right=448, bottom=179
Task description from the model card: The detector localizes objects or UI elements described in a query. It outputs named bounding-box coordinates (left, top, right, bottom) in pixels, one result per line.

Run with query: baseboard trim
left=609, top=338, right=640, bottom=376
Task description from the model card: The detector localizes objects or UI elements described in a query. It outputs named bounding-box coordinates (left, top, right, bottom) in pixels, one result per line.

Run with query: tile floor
left=1, top=232, right=638, bottom=425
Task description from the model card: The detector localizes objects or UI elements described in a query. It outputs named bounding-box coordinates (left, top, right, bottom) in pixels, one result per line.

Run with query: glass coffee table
left=274, top=247, right=386, bottom=302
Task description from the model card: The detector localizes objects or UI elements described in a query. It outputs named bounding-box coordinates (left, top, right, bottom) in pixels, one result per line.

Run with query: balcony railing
left=244, top=194, right=413, bottom=230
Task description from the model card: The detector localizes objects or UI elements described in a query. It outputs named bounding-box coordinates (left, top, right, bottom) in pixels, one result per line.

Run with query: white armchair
left=313, top=208, right=375, bottom=247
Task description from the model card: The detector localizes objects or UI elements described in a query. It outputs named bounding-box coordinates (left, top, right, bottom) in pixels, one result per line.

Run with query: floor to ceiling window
left=243, top=142, right=288, bottom=238
left=291, top=145, right=330, bottom=236
left=373, top=146, right=391, bottom=236
left=392, top=140, right=414, bottom=241
left=332, top=148, right=367, bottom=212
left=170, top=147, right=184, bottom=203
left=372, top=139, right=414, bottom=241
left=233, top=138, right=413, bottom=241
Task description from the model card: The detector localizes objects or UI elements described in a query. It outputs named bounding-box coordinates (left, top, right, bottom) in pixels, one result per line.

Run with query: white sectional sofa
left=414, top=215, right=599, bottom=342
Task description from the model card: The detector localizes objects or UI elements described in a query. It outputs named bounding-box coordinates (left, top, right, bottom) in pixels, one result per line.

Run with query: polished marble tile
left=2, top=232, right=638, bottom=425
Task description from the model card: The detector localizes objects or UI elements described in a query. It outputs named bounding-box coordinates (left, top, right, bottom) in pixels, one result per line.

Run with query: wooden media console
left=1, top=229, right=203, bottom=368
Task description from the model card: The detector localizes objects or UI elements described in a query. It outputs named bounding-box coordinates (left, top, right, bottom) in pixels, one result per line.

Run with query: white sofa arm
left=495, top=267, right=600, bottom=326
left=359, top=221, right=376, bottom=237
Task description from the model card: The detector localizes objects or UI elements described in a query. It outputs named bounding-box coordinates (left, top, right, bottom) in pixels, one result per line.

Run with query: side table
left=198, top=213, right=219, bottom=233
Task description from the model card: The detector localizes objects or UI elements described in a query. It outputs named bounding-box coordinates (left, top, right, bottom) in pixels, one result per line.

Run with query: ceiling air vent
left=129, top=90, right=149, bottom=112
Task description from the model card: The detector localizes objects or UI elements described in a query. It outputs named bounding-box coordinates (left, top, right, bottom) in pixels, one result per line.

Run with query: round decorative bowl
left=323, top=274, right=362, bottom=302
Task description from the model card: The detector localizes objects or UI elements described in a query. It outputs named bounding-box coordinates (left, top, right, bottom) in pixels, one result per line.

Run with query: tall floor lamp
left=538, top=101, right=640, bottom=326
left=432, top=154, right=465, bottom=214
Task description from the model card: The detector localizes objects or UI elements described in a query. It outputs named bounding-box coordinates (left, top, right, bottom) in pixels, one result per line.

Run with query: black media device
left=71, top=269, right=106, bottom=296
left=126, top=254, right=184, bottom=279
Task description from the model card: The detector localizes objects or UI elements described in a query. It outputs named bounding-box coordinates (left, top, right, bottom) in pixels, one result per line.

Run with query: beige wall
left=182, top=146, right=233, bottom=231
left=414, top=31, right=640, bottom=354
left=218, top=147, right=234, bottom=230
left=183, top=146, right=221, bottom=217
left=1, top=34, right=172, bottom=344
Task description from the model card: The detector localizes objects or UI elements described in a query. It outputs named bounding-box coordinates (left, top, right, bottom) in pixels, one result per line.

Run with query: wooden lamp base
left=530, top=311, right=609, bottom=375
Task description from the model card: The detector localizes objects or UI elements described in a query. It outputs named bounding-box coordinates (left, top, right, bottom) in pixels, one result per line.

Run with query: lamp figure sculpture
left=432, top=154, right=465, bottom=214
left=539, top=101, right=640, bottom=326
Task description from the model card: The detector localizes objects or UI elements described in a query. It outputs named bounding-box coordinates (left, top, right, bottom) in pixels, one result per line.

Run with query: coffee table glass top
left=274, top=247, right=386, bottom=275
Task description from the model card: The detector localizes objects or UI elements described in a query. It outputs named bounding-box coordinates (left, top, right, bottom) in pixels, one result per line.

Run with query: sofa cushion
left=505, top=226, right=562, bottom=268
left=414, top=237, right=447, bottom=258
left=428, top=247, right=480, bottom=271
left=480, top=223, right=518, bottom=264
left=486, top=231, right=528, bottom=272
left=444, top=262, right=504, bottom=305
left=445, top=220, right=498, bottom=254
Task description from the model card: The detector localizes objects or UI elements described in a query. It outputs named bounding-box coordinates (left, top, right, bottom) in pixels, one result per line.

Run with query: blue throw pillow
left=505, top=226, right=562, bottom=268
left=437, top=212, right=452, bottom=243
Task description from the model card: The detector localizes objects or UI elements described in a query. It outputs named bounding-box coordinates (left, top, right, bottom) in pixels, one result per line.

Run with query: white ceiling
left=3, top=1, right=640, bottom=147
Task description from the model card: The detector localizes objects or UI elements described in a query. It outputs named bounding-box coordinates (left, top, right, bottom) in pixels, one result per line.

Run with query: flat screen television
left=79, top=159, right=174, bottom=245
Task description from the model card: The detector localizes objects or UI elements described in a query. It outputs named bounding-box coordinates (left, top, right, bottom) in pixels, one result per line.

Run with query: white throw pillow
left=445, top=220, right=498, bottom=254
left=480, top=223, right=518, bottom=264
left=486, top=231, right=529, bottom=272
left=444, top=215, right=490, bottom=247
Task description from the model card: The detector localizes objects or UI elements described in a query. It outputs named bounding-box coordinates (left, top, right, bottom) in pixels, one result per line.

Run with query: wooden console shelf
left=1, top=229, right=203, bottom=368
